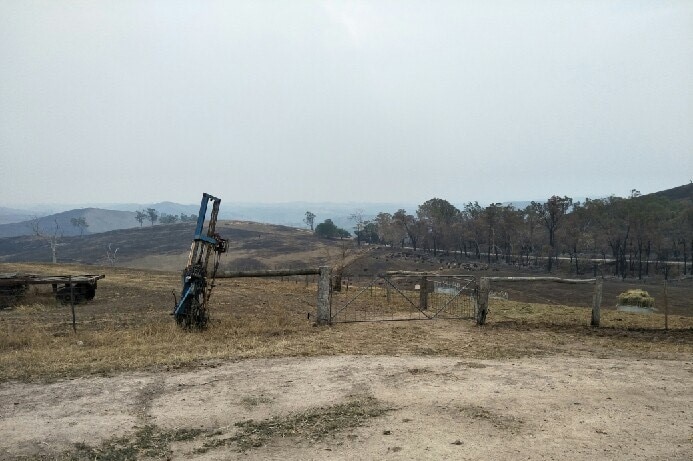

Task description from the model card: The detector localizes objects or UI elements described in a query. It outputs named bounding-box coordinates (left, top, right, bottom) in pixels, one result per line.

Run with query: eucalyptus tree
left=146, top=208, right=159, bottom=227
left=519, top=204, right=543, bottom=266
left=560, top=201, right=595, bottom=275
left=135, top=210, right=147, bottom=227
left=70, top=216, right=89, bottom=236
left=484, top=203, right=503, bottom=264
left=531, top=196, right=573, bottom=272
left=459, top=202, right=484, bottom=260
left=393, top=209, right=421, bottom=251
left=375, top=212, right=406, bottom=247
left=416, top=198, right=460, bottom=255
left=495, top=205, right=523, bottom=265
left=588, top=196, right=635, bottom=278
left=303, top=211, right=316, bottom=231
left=349, top=209, right=366, bottom=246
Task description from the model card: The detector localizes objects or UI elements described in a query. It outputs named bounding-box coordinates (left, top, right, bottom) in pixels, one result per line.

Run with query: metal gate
left=330, top=273, right=476, bottom=323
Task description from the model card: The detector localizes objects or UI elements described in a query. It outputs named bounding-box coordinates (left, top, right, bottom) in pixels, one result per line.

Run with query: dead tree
left=30, top=217, right=63, bottom=264
left=106, top=243, right=119, bottom=266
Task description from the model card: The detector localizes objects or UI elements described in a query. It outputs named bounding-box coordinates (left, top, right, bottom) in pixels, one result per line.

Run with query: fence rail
left=475, top=276, right=601, bottom=326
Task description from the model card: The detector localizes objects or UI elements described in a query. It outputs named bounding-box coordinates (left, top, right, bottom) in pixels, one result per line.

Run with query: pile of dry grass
left=617, top=289, right=655, bottom=308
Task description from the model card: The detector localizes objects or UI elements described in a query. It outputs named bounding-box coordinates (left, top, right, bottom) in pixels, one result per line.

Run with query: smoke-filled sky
left=1, top=1, right=691, bottom=207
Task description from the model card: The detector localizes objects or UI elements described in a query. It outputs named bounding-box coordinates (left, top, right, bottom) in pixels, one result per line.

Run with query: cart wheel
left=56, top=285, right=86, bottom=305
left=0, top=284, right=26, bottom=308
left=175, top=297, right=207, bottom=330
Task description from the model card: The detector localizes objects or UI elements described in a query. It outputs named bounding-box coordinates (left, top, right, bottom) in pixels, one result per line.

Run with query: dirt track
left=1, top=355, right=691, bottom=460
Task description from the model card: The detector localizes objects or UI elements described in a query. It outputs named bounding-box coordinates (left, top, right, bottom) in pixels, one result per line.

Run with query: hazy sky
left=1, top=1, right=691, bottom=207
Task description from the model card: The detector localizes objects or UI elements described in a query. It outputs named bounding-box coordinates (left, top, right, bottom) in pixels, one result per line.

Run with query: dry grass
left=0, top=263, right=691, bottom=383
left=198, top=396, right=390, bottom=453
left=69, top=424, right=204, bottom=461
left=60, top=396, right=389, bottom=459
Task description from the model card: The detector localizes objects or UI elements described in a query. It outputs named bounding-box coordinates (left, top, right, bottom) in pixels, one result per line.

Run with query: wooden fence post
left=419, top=276, right=428, bottom=311
left=663, top=280, right=669, bottom=331
left=591, top=279, right=603, bottom=327
left=69, top=276, right=77, bottom=333
left=317, top=266, right=332, bottom=325
left=476, top=278, right=490, bottom=325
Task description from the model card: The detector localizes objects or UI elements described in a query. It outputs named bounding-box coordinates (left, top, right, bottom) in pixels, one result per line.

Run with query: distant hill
left=0, top=220, right=353, bottom=272
left=0, top=207, right=34, bottom=225
left=0, top=208, right=140, bottom=238
left=646, top=183, right=693, bottom=203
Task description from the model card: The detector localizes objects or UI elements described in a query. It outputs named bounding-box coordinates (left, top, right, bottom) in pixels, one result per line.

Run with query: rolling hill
left=0, top=220, right=356, bottom=272
left=0, top=208, right=140, bottom=238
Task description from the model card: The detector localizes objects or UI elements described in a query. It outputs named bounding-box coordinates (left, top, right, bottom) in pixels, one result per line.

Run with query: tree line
left=134, top=209, right=198, bottom=226
left=308, top=189, right=692, bottom=279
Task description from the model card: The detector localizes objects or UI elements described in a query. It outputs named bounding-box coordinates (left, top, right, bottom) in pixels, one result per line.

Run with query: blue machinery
left=173, top=193, right=228, bottom=328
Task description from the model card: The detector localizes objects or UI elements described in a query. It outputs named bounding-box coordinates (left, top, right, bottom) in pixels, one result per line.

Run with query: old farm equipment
left=0, top=273, right=105, bottom=308
left=173, top=193, right=227, bottom=329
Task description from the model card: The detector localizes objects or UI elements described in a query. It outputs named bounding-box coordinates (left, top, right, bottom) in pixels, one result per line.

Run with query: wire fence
left=330, top=274, right=476, bottom=323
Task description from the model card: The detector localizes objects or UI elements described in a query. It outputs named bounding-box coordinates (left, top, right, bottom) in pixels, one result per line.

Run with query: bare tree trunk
left=51, top=240, right=58, bottom=264
left=638, top=241, right=643, bottom=280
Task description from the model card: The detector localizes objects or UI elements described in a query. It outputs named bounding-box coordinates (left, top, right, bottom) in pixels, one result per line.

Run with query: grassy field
left=1, top=262, right=691, bottom=383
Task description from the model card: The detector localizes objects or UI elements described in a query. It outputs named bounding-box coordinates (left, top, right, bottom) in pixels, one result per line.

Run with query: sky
left=1, top=0, right=691, bottom=208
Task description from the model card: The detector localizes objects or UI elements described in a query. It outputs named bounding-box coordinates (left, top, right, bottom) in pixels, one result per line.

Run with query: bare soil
left=1, top=355, right=691, bottom=460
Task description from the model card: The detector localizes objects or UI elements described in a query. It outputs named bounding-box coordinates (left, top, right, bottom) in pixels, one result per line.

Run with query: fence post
left=317, top=266, right=332, bottom=325
left=663, top=280, right=669, bottom=331
left=476, top=277, right=490, bottom=325
left=69, top=276, right=77, bottom=333
left=419, top=276, right=428, bottom=311
left=591, top=279, right=603, bottom=327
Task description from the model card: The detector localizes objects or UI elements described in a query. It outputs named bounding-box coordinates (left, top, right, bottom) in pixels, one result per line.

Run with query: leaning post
left=476, top=277, right=490, bottom=325
left=317, top=266, right=332, bottom=325
left=591, top=279, right=603, bottom=327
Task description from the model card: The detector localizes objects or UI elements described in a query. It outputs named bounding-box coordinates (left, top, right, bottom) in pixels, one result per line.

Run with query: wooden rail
left=483, top=277, right=596, bottom=284
left=216, top=267, right=332, bottom=326
left=379, top=271, right=476, bottom=278
left=0, top=274, right=105, bottom=286
left=217, top=269, right=320, bottom=278
left=476, top=276, right=602, bottom=327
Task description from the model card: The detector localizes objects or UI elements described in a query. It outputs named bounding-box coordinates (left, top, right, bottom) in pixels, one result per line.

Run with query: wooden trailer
left=0, top=273, right=105, bottom=307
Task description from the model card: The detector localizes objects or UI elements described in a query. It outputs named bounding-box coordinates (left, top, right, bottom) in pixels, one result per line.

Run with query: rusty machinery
left=172, top=193, right=227, bottom=328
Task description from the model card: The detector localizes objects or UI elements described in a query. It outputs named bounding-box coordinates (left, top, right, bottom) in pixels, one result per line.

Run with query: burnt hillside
left=0, top=220, right=348, bottom=271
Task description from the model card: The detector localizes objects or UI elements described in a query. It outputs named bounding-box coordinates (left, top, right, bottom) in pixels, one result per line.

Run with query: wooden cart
left=0, top=273, right=105, bottom=307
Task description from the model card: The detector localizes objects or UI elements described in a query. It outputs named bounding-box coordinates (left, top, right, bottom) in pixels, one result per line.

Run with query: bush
left=617, top=289, right=655, bottom=308
left=314, top=219, right=350, bottom=239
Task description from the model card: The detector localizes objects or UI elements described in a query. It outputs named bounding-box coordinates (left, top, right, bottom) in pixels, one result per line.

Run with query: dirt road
left=1, top=355, right=691, bottom=460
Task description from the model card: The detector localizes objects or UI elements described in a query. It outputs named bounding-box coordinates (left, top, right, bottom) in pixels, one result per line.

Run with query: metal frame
left=330, top=273, right=476, bottom=323
left=173, top=193, right=227, bottom=329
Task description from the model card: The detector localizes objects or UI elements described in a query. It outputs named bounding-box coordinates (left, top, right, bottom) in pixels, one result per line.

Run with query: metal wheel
left=189, top=297, right=208, bottom=329
left=175, top=297, right=208, bottom=330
